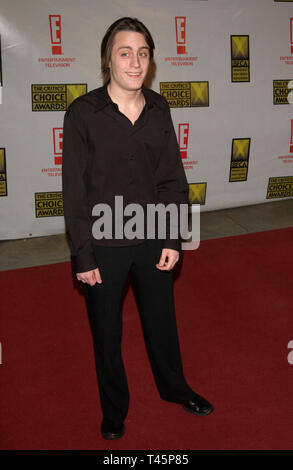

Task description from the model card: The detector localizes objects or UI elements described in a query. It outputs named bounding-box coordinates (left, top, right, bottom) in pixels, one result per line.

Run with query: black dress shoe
left=101, top=418, right=125, bottom=440
left=182, top=392, right=214, bottom=416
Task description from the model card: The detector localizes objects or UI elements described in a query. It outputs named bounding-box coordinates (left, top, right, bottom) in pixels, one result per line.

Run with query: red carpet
left=1, top=227, right=293, bottom=450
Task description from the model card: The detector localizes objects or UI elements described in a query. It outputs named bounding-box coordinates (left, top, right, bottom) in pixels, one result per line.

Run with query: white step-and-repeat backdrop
left=0, top=0, right=293, bottom=239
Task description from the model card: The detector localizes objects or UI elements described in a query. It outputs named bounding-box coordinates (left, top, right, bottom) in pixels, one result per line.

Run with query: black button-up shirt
left=62, top=83, right=189, bottom=273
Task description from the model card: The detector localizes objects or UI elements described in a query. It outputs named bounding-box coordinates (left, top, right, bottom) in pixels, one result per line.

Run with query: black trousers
left=84, top=239, right=195, bottom=426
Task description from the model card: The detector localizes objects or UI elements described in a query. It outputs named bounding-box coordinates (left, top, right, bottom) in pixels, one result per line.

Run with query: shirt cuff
left=70, top=251, right=97, bottom=274
left=162, top=238, right=181, bottom=252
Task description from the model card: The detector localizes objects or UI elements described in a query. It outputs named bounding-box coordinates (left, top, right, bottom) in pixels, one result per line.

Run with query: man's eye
left=139, top=52, right=148, bottom=57
left=121, top=52, right=129, bottom=57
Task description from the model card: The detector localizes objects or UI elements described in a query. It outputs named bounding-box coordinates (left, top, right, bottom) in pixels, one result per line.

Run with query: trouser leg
left=84, top=245, right=132, bottom=426
left=129, top=239, right=195, bottom=403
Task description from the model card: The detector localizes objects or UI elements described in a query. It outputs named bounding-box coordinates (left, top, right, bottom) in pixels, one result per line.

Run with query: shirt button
left=129, top=155, right=134, bottom=160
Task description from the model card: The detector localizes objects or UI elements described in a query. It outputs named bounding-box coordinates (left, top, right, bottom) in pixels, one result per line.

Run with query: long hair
left=101, top=17, right=155, bottom=83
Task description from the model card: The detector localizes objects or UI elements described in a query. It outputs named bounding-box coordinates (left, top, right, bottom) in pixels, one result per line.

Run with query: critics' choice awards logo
left=38, top=15, right=76, bottom=68
left=35, top=192, right=63, bottom=217
left=0, top=148, right=7, bottom=197
left=164, top=17, right=198, bottom=66
left=31, top=84, right=87, bottom=111
left=266, top=176, right=293, bottom=199
left=229, top=139, right=251, bottom=182
left=273, top=80, right=292, bottom=104
left=160, top=82, right=209, bottom=108
left=231, top=35, right=250, bottom=82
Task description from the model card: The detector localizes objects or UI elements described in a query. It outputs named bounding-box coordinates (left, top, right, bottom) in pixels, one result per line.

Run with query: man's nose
left=130, top=53, right=140, bottom=67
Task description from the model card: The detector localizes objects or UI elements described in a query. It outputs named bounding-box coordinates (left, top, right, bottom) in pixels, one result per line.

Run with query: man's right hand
left=76, top=268, right=102, bottom=286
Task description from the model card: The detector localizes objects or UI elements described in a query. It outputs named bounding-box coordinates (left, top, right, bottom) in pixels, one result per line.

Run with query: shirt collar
left=93, top=82, right=164, bottom=113
left=93, top=83, right=112, bottom=112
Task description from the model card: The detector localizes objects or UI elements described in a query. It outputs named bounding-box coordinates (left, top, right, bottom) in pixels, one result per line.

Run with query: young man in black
left=62, top=17, right=213, bottom=440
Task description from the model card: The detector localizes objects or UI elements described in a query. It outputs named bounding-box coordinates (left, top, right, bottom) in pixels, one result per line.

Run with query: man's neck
left=107, top=82, right=144, bottom=108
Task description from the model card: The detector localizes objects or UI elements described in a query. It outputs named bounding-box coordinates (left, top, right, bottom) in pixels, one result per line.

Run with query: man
left=62, top=17, right=213, bottom=440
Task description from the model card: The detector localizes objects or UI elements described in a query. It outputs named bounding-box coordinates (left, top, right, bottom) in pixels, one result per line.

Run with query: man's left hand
left=156, top=248, right=179, bottom=271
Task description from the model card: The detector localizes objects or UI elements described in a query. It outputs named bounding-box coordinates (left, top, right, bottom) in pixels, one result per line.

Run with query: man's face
left=108, top=30, right=150, bottom=92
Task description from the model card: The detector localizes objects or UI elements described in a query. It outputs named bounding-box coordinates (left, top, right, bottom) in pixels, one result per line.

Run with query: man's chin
left=125, top=83, right=144, bottom=92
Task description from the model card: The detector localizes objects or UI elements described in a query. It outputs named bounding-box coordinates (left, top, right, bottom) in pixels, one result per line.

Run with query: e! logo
left=53, top=128, right=63, bottom=165
left=175, top=17, right=186, bottom=55
left=287, top=339, right=293, bottom=364
left=178, top=123, right=189, bottom=159
left=290, top=18, right=293, bottom=54
left=49, top=15, right=63, bottom=55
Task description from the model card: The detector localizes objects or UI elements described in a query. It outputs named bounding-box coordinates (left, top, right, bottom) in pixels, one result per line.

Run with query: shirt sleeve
left=62, top=101, right=97, bottom=273
left=155, top=104, right=189, bottom=252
